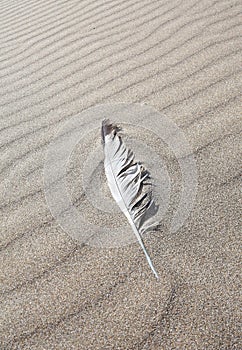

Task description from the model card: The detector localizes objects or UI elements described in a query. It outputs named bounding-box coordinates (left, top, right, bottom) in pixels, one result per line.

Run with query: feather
left=101, top=119, right=159, bottom=279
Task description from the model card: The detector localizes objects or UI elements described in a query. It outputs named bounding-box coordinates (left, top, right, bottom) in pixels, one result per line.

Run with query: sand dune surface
left=0, top=0, right=241, bottom=349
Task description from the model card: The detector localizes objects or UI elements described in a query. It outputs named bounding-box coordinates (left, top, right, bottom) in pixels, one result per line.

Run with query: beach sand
left=0, top=0, right=241, bottom=349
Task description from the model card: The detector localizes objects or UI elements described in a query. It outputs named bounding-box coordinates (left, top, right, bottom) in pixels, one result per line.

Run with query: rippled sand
left=0, top=0, right=241, bottom=349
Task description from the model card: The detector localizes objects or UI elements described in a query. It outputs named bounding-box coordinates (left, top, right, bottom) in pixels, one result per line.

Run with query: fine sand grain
left=0, top=0, right=241, bottom=349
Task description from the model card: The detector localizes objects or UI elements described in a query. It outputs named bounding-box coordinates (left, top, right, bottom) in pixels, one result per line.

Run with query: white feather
left=102, top=119, right=159, bottom=279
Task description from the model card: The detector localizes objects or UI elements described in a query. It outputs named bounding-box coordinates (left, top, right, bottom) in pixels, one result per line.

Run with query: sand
left=0, top=0, right=241, bottom=349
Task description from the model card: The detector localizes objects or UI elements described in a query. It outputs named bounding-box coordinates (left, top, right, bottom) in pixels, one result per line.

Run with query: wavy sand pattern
left=0, top=0, right=241, bottom=349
